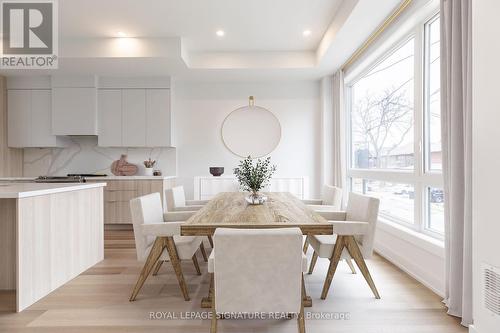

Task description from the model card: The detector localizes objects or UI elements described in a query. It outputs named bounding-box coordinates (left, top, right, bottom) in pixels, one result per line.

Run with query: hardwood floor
left=0, top=230, right=466, bottom=333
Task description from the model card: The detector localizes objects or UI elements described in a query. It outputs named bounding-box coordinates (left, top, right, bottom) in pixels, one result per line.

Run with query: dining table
left=180, top=191, right=334, bottom=308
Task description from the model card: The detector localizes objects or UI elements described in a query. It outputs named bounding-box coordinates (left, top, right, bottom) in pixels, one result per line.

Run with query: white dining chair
left=129, top=192, right=207, bottom=302
left=302, top=184, right=343, bottom=254
left=302, top=184, right=342, bottom=211
left=208, top=228, right=308, bottom=333
left=165, top=185, right=209, bottom=212
left=165, top=185, right=214, bottom=247
left=306, top=192, right=380, bottom=300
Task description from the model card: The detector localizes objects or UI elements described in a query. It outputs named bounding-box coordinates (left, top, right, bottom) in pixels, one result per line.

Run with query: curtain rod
left=341, top=0, right=413, bottom=71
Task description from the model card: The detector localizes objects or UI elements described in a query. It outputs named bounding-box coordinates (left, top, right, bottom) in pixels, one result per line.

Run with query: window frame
left=345, top=11, right=443, bottom=239
left=423, top=13, right=442, bottom=174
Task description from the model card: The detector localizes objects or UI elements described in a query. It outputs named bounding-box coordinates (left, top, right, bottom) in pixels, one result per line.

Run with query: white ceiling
left=59, top=0, right=343, bottom=52
left=1, top=0, right=404, bottom=81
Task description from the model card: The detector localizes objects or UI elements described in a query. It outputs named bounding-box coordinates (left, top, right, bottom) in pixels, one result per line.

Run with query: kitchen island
left=0, top=182, right=106, bottom=311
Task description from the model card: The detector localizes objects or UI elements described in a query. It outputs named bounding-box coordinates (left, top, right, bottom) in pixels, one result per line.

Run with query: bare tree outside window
left=350, top=37, right=415, bottom=170
left=353, top=85, right=413, bottom=168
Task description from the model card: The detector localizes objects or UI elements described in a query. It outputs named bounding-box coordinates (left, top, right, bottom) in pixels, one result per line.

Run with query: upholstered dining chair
left=129, top=193, right=207, bottom=302
left=306, top=192, right=380, bottom=300
left=208, top=228, right=308, bottom=333
left=165, top=185, right=214, bottom=247
left=165, top=185, right=209, bottom=212
left=302, top=184, right=343, bottom=254
left=301, top=184, right=342, bottom=211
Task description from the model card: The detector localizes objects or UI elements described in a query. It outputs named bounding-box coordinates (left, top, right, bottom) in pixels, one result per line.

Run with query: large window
left=351, top=37, right=415, bottom=170
left=347, top=13, right=443, bottom=238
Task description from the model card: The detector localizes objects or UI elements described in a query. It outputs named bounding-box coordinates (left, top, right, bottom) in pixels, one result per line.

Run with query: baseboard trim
left=375, top=242, right=444, bottom=297
left=468, top=324, right=477, bottom=333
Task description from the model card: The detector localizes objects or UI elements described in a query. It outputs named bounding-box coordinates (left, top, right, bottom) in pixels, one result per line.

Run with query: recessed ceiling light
left=216, top=30, right=225, bottom=37
left=116, top=31, right=127, bottom=37
left=303, top=30, right=312, bottom=37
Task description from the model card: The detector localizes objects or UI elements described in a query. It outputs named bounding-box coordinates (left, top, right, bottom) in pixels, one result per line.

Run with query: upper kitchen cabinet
left=51, top=76, right=98, bottom=135
left=97, top=89, right=122, bottom=147
left=122, top=89, right=147, bottom=147
left=146, top=89, right=171, bottom=146
left=97, top=77, right=173, bottom=147
left=7, top=89, right=66, bottom=148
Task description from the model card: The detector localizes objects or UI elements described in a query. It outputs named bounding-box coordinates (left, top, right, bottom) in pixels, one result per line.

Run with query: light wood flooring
left=0, top=230, right=466, bottom=333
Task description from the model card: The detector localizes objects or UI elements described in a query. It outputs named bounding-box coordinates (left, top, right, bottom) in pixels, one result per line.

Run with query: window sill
left=377, top=218, right=445, bottom=259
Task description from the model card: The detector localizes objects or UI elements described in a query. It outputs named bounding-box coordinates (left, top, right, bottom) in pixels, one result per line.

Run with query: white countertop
left=0, top=176, right=176, bottom=181
left=85, top=175, right=176, bottom=180
left=0, top=182, right=107, bottom=199
left=0, top=177, right=36, bottom=181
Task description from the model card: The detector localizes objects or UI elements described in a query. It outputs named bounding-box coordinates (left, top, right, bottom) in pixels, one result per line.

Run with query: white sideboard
left=193, top=176, right=309, bottom=200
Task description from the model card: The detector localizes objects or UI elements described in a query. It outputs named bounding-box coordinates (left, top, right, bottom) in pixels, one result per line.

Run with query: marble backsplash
left=23, top=136, right=176, bottom=177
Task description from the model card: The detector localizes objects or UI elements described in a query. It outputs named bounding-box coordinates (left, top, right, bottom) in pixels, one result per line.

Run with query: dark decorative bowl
left=209, top=167, right=224, bottom=177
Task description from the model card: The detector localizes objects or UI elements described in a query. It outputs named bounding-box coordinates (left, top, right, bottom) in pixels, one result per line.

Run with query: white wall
left=174, top=81, right=322, bottom=199
left=320, top=76, right=334, bottom=187
left=471, top=1, right=500, bottom=332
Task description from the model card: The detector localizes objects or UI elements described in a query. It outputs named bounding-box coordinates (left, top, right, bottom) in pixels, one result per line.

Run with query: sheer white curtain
left=332, top=70, right=346, bottom=192
left=441, top=0, right=472, bottom=326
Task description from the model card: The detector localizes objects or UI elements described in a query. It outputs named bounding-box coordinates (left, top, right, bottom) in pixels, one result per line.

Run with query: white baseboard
left=375, top=243, right=444, bottom=297
left=468, top=324, right=477, bottom=333
left=374, top=223, right=445, bottom=297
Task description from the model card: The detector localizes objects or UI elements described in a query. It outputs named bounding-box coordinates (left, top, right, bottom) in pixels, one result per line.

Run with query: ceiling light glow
left=116, top=31, right=127, bottom=38
left=302, top=30, right=311, bottom=37
left=216, top=30, right=225, bottom=37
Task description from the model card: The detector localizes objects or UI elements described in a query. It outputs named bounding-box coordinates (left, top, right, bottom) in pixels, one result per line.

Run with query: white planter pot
left=144, top=167, right=154, bottom=176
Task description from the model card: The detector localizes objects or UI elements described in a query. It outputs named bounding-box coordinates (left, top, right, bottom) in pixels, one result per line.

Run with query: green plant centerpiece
left=233, top=156, right=277, bottom=205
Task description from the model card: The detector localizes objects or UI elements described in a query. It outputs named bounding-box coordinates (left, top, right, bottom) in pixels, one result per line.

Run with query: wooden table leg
left=298, top=274, right=306, bottom=333
left=301, top=272, right=312, bottom=307
left=210, top=274, right=217, bottom=333
left=165, top=236, right=190, bottom=301
left=201, top=273, right=214, bottom=308
left=201, top=296, right=212, bottom=308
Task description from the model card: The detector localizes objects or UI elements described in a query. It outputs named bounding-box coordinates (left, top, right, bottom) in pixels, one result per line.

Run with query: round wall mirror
left=221, top=98, right=281, bottom=158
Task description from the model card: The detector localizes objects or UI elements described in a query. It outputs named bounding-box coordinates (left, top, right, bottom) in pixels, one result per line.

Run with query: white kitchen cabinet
left=122, top=89, right=146, bottom=147
left=31, top=90, right=55, bottom=146
left=52, top=87, right=98, bottom=135
left=97, top=88, right=172, bottom=147
left=97, top=89, right=122, bottom=146
left=8, top=90, right=31, bottom=147
left=146, top=89, right=171, bottom=146
left=8, top=89, right=65, bottom=148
